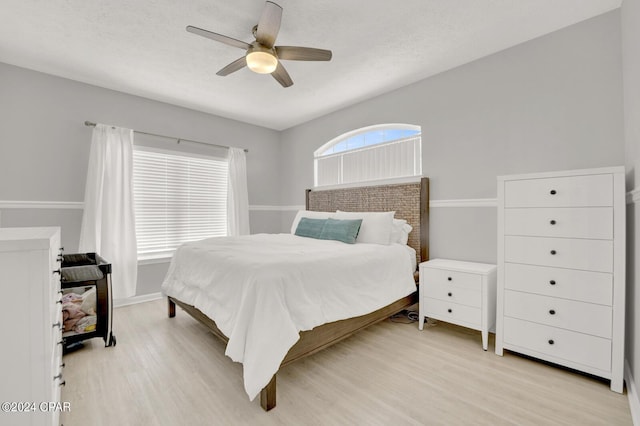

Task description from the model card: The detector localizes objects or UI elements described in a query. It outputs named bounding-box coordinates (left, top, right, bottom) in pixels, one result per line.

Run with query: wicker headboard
left=305, top=177, right=429, bottom=265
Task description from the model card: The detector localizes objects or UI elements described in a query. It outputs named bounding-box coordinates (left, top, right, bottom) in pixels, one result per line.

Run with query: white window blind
left=132, top=146, right=228, bottom=259
left=315, top=135, right=421, bottom=187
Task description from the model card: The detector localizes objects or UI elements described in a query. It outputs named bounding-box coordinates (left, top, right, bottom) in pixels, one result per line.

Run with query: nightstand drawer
left=422, top=297, right=481, bottom=327
left=422, top=281, right=481, bottom=307
left=503, top=317, right=611, bottom=372
left=504, top=173, right=613, bottom=208
left=421, top=267, right=482, bottom=290
left=504, top=263, right=613, bottom=306
left=504, top=207, right=613, bottom=240
left=504, top=235, right=613, bottom=273
left=504, top=290, right=612, bottom=338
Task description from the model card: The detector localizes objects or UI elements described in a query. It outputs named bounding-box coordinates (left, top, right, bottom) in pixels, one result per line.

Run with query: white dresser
left=419, top=259, right=497, bottom=350
left=495, top=167, right=625, bottom=393
left=0, top=227, right=64, bottom=425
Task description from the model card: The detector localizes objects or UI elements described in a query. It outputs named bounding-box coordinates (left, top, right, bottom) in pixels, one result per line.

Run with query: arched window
left=314, top=124, right=422, bottom=187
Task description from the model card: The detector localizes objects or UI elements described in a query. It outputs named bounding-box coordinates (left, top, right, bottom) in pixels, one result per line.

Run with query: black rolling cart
left=60, top=253, right=116, bottom=350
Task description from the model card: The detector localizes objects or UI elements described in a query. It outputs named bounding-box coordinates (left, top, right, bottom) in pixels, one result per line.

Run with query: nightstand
left=418, top=258, right=497, bottom=350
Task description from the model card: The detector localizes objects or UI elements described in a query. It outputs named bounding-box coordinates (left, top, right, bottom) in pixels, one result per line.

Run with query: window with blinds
left=314, top=124, right=422, bottom=187
left=132, top=146, right=228, bottom=259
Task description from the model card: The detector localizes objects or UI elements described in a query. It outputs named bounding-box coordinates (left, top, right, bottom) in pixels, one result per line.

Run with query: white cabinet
left=0, top=227, right=64, bottom=426
left=418, top=259, right=497, bottom=350
left=495, top=167, right=625, bottom=393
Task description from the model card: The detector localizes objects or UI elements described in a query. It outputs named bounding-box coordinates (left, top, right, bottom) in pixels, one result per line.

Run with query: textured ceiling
left=0, top=0, right=621, bottom=130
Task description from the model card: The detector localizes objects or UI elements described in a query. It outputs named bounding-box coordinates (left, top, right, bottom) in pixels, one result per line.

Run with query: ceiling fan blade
left=275, top=46, right=332, bottom=61
left=186, top=25, right=250, bottom=50
left=216, top=57, right=247, bottom=76
left=255, top=1, right=282, bottom=48
left=271, top=62, right=293, bottom=88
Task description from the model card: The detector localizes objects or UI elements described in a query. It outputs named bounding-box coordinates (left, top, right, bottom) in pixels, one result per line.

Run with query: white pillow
left=335, top=210, right=395, bottom=245
left=390, top=219, right=413, bottom=245
left=290, top=210, right=336, bottom=234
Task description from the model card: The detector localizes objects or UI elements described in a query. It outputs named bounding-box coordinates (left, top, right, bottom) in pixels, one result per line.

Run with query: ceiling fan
left=186, top=1, right=332, bottom=88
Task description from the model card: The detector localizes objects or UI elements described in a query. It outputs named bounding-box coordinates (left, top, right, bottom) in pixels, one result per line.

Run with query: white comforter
left=161, top=233, right=416, bottom=400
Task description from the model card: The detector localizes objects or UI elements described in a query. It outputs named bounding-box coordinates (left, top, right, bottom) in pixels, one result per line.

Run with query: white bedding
left=161, top=233, right=416, bottom=400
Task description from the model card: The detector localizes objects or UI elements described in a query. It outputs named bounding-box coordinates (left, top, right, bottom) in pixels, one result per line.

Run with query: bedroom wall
left=0, top=62, right=281, bottom=297
left=279, top=10, right=624, bottom=266
left=622, top=0, right=640, bottom=419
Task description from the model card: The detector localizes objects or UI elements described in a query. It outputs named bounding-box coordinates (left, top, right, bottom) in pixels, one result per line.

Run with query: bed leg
left=260, top=375, right=276, bottom=411
left=168, top=298, right=176, bottom=318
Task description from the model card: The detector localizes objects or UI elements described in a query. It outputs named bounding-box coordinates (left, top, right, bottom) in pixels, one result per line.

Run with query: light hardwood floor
left=61, top=299, right=632, bottom=425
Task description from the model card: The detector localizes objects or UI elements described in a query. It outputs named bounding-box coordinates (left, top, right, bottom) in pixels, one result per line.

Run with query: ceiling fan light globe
left=246, top=51, right=278, bottom=74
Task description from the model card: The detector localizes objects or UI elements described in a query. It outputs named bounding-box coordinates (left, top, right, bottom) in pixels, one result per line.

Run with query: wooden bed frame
left=167, top=177, right=429, bottom=411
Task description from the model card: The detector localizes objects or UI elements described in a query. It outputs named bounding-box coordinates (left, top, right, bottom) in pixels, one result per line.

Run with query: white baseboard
left=114, top=292, right=163, bottom=308
left=626, top=360, right=640, bottom=426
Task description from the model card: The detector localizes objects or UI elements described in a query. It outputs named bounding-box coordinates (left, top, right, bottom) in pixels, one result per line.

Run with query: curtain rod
left=83, top=121, right=248, bottom=153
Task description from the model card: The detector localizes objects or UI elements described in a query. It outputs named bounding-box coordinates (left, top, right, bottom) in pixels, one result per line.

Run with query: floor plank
left=61, top=299, right=632, bottom=425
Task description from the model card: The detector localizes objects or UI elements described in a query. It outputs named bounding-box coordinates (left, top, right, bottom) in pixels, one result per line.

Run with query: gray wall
left=622, top=0, right=640, bottom=409
left=279, top=11, right=624, bottom=265
left=0, top=62, right=282, bottom=297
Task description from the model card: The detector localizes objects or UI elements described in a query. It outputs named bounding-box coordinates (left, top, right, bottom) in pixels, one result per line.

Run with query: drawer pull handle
left=54, top=374, right=63, bottom=380
left=59, top=381, right=66, bottom=387
left=548, top=339, right=555, bottom=345
left=53, top=322, right=61, bottom=329
left=549, top=280, right=556, bottom=285
left=52, top=269, right=61, bottom=275
left=447, top=277, right=452, bottom=281
left=447, top=292, right=452, bottom=297
left=550, top=250, right=557, bottom=255
left=549, top=309, right=556, bottom=315
left=61, top=362, right=65, bottom=369
left=550, top=190, right=557, bottom=195
left=550, top=220, right=556, bottom=225
left=447, top=308, right=452, bottom=313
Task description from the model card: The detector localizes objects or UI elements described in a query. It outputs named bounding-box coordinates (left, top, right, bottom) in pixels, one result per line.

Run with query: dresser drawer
left=504, top=290, right=612, bottom=338
left=504, top=236, right=613, bottom=273
left=50, top=340, right=63, bottom=419
left=421, top=267, right=482, bottom=290
left=51, top=334, right=63, bottom=384
left=503, top=317, right=612, bottom=372
left=504, top=263, right=612, bottom=306
left=504, top=174, right=613, bottom=208
left=51, top=292, right=62, bottom=326
left=51, top=302, right=63, bottom=342
left=504, top=207, right=613, bottom=240
left=50, top=268, right=62, bottom=318
left=422, top=297, right=481, bottom=327
left=422, top=281, right=481, bottom=307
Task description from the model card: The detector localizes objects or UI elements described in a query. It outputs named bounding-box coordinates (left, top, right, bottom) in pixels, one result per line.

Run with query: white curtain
left=227, top=147, right=250, bottom=236
left=79, top=124, right=138, bottom=299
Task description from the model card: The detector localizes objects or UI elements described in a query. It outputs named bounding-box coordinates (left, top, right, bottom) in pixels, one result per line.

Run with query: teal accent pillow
left=294, top=217, right=327, bottom=238
left=294, top=217, right=363, bottom=244
left=319, top=218, right=363, bottom=244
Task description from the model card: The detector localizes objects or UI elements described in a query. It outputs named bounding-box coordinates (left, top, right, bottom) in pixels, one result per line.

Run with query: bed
left=163, top=177, right=429, bottom=411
